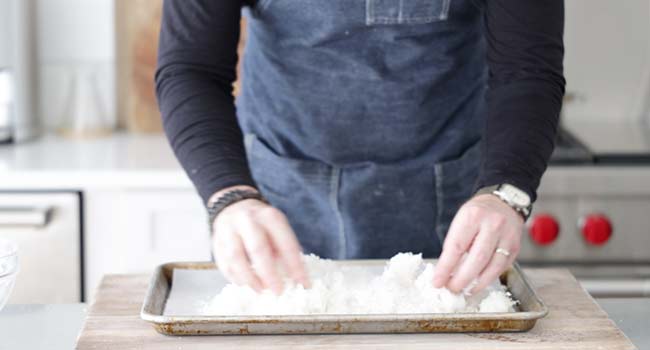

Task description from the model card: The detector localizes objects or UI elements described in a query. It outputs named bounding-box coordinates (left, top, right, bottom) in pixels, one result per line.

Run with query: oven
left=521, top=166, right=650, bottom=297
left=525, top=0, right=650, bottom=297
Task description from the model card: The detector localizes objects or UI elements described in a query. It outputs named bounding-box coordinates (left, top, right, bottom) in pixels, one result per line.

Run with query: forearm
left=476, top=0, right=566, bottom=202
left=157, top=66, right=256, bottom=203
left=156, top=0, right=255, bottom=204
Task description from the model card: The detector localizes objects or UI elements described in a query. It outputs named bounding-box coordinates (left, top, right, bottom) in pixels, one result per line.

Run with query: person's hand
left=210, top=187, right=310, bottom=294
left=432, top=194, right=524, bottom=294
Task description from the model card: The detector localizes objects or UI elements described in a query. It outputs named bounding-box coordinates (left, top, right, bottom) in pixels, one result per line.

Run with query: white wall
left=16, top=0, right=650, bottom=129
left=36, top=0, right=115, bottom=131
left=0, top=0, right=15, bottom=67
left=563, top=0, right=650, bottom=123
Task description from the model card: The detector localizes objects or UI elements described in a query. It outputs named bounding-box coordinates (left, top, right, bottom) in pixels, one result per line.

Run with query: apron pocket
left=244, top=134, right=331, bottom=199
left=366, top=0, right=451, bottom=25
left=243, top=134, right=338, bottom=257
left=433, top=140, right=481, bottom=242
left=337, top=161, right=441, bottom=259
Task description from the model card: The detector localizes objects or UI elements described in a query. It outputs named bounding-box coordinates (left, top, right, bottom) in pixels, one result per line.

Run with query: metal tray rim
left=141, top=260, right=548, bottom=333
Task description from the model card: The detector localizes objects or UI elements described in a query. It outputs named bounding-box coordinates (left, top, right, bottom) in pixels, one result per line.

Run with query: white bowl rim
left=0, top=239, right=18, bottom=260
left=0, top=269, right=18, bottom=279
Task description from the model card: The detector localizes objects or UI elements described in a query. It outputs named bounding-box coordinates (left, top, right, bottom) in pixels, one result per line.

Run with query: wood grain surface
left=76, top=269, right=636, bottom=350
left=115, top=0, right=163, bottom=133
left=115, top=1, right=247, bottom=133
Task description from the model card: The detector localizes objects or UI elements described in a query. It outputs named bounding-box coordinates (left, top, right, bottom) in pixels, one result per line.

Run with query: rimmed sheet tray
left=141, top=260, right=548, bottom=335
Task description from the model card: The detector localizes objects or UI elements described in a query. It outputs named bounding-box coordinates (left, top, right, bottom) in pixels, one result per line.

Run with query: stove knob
left=529, top=214, right=559, bottom=245
left=580, top=214, right=612, bottom=246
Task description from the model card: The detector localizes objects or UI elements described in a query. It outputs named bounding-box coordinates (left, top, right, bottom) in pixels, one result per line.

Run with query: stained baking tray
left=141, top=260, right=548, bottom=335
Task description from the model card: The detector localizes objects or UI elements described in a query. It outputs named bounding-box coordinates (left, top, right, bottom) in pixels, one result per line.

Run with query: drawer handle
left=0, top=206, right=53, bottom=227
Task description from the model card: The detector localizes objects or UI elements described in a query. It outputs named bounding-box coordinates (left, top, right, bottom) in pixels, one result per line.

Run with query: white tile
left=38, top=62, right=116, bottom=130
left=36, top=0, right=115, bottom=62
left=563, top=0, right=650, bottom=123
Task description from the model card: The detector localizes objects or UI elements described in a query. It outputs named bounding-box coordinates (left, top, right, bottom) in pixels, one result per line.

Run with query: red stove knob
left=581, top=214, right=612, bottom=246
left=529, top=214, right=559, bottom=245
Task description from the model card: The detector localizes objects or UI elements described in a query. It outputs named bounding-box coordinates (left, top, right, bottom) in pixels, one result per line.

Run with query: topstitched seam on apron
left=441, top=0, right=451, bottom=20
left=398, top=0, right=404, bottom=23
left=366, top=0, right=450, bottom=25
left=365, top=0, right=373, bottom=25
left=329, top=166, right=347, bottom=259
left=434, top=162, right=446, bottom=243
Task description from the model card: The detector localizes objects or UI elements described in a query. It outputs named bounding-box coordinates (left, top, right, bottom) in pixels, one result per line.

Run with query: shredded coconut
left=203, top=252, right=516, bottom=315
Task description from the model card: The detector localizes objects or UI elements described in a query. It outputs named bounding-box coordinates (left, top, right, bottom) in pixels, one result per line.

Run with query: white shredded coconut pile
left=203, top=252, right=516, bottom=315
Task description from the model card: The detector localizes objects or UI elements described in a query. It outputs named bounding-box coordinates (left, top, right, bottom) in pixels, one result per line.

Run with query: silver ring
left=495, top=247, right=511, bottom=257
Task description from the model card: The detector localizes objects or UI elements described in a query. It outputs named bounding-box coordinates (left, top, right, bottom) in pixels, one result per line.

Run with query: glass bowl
left=0, top=239, right=18, bottom=312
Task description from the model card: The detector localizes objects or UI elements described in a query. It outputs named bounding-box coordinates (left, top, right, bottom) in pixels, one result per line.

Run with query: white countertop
left=0, top=133, right=192, bottom=190
left=3, top=132, right=650, bottom=195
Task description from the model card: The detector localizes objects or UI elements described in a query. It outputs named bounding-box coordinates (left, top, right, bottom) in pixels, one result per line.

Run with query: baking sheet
left=163, top=269, right=225, bottom=316
left=142, top=261, right=548, bottom=335
left=163, top=266, right=501, bottom=316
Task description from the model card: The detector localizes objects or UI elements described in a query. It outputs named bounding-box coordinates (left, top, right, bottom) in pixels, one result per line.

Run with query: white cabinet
left=0, top=192, right=81, bottom=303
left=84, top=189, right=211, bottom=301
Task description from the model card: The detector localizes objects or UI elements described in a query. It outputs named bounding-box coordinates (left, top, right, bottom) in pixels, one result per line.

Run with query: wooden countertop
left=76, top=268, right=636, bottom=350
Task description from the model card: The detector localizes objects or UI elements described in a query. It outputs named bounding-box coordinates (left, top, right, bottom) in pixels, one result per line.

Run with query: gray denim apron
left=238, top=0, right=486, bottom=259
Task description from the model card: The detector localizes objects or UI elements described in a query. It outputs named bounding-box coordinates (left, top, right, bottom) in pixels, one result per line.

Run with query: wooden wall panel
left=115, top=1, right=246, bottom=133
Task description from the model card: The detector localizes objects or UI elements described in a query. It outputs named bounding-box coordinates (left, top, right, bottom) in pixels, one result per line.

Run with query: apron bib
left=238, top=0, right=486, bottom=259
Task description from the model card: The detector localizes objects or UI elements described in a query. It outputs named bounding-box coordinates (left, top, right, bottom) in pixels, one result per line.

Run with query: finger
left=446, top=224, right=500, bottom=293
left=432, top=209, right=480, bottom=288
left=212, top=231, right=251, bottom=287
left=264, top=210, right=310, bottom=288
left=230, top=259, right=264, bottom=292
left=470, top=244, right=512, bottom=294
left=212, top=229, right=236, bottom=279
left=238, top=221, right=284, bottom=294
left=223, top=232, right=264, bottom=292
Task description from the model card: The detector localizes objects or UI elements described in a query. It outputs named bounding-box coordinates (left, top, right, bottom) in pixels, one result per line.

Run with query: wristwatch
left=476, top=184, right=532, bottom=221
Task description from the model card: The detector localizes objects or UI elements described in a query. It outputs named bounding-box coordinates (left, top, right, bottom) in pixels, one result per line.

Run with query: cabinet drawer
left=0, top=192, right=81, bottom=303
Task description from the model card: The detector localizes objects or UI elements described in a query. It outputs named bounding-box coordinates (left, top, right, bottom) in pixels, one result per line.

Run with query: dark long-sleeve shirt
left=156, top=0, right=565, bottom=204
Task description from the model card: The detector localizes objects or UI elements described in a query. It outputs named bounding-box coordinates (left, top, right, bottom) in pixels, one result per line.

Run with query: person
left=156, top=0, right=565, bottom=295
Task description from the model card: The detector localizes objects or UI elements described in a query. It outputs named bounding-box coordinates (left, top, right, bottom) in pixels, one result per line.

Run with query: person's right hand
left=211, top=191, right=310, bottom=294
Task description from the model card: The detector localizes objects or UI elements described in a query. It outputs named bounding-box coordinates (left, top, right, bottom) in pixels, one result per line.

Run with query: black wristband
left=207, top=189, right=267, bottom=233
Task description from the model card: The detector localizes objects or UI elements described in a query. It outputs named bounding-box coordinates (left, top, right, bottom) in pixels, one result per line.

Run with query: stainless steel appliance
left=0, top=192, right=82, bottom=303
left=519, top=0, right=650, bottom=298
left=0, top=0, right=38, bottom=143
left=518, top=125, right=650, bottom=298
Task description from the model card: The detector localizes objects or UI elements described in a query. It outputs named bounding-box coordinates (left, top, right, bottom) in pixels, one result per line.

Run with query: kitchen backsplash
left=563, top=0, right=650, bottom=124
left=13, top=0, right=650, bottom=134
left=36, top=0, right=115, bottom=132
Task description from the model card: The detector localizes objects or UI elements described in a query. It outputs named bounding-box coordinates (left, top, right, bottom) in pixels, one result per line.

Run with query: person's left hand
left=432, top=193, right=524, bottom=294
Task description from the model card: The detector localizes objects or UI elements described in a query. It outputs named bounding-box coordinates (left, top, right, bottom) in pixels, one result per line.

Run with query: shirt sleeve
left=475, top=0, right=566, bottom=202
left=156, top=0, right=255, bottom=204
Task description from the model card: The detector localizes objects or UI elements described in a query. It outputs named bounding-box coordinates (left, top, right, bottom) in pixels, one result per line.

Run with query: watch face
left=500, top=184, right=531, bottom=207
